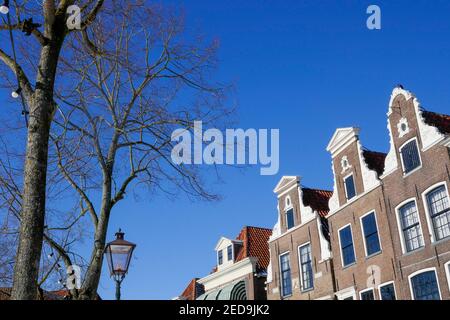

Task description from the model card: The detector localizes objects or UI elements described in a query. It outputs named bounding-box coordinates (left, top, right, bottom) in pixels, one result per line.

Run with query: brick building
left=267, top=87, right=450, bottom=300
left=178, top=226, right=272, bottom=300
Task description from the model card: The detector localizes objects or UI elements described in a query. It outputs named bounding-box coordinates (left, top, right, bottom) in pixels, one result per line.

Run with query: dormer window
left=218, top=250, right=223, bottom=265
left=286, top=209, right=295, bottom=230
left=344, top=174, right=356, bottom=200
left=400, top=138, right=421, bottom=175
left=227, top=245, right=233, bottom=261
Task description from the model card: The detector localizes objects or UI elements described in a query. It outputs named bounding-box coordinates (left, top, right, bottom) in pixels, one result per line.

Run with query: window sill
left=301, top=288, right=314, bottom=294
left=402, top=246, right=425, bottom=257
left=342, top=262, right=357, bottom=270
left=402, top=165, right=422, bottom=178
left=365, top=250, right=382, bottom=260
left=431, top=236, right=450, bottom=247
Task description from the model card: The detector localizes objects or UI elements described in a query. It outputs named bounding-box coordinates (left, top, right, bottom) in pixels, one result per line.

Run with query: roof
left=0, top=288, right=65, bottom=300
left=362, top=150, right=387, bottom=176
left=234, top=226, right=272, bottom=272
left=179, top=278, right=205, bottom=300
left=422, top=110, right=450, bottom=135
left=301, top=188, right=333, bottom=217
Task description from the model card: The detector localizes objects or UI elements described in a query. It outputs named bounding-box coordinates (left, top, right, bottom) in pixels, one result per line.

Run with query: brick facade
left=267, top=87, right=450, bottom=300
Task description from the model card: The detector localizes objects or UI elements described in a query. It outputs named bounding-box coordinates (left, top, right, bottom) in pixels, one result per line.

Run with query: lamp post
left=104, top=229, right=136, bottom=300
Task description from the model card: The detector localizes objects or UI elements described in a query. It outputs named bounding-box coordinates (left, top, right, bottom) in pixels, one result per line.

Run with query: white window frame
left=343, top=173, right=356, bottom=201
left=284, top=196, right=295, bottom=230
left=444, top=261, right=450, bottom=293
left=421, top=181, right=450, bottom=243
left=285, top=195, right=292, bottom=210
left=297, top=242, right=313, bottom=293
left=359, top=210, right=382, bottom=257
left=395, top=198, right=425, bottom=254
left=338, top=223, right=356, bottom=268
left=377, top=281, right=397, bottom=300
left=226, top=244, right=234, bottom=262
left=217, top=249, right=223, bottom=265
left=335, top=286, right=357, bottom=300
left=408, top=267, right=442, bottom=300
left=359, top=287, right=376, bottom=300
left=399, top=137, right=422, bottom=177
left=279, top=251, right=292, bottom=298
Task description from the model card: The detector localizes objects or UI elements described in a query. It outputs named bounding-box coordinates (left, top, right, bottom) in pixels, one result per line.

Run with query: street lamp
left=104, top=229, right=136, bottom=300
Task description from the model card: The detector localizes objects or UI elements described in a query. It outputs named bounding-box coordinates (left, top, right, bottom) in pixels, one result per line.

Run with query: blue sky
left=2, top=0, right=450, bottom=299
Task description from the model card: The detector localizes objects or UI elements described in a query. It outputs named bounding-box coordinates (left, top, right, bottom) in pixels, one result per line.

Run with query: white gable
left=326, top=127, right=360, bottom=157
left=273, top=176, right=299, bottom=194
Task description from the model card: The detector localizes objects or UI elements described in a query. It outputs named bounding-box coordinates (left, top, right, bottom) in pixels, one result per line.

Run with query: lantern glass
left=105, top=230, right=136, bottom=279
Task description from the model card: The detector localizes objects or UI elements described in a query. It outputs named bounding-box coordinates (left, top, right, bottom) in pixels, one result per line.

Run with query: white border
left=337, top=223, right=356, bottom=268
left=408, top=267, right=442, bottom=300
left=398, top=137, right=423, bottom=177
left=394, top=198, right=425, bottom=254
left=279, top=251, right=292, bottom=298
left=359, top=287, right=375, bottom=300
left=343, top=172, right=356, bottom=201
left=378, top=281, right=397, bottom=300
left=444, top=261, right=450, bottom=293
left=359, top=210, right=382, bottom=257
left=297, top=242, right=313, bottom=293
left=421, top=181, right=450, bottom=243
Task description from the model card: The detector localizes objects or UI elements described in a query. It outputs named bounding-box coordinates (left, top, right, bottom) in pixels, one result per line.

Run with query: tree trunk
left=11, top=41, right=62, bottom=300
left=79, top=175, right=113, bottom=300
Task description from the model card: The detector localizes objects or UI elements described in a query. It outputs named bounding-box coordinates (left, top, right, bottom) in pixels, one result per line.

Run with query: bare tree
left=0, top=1, right=232, bottom=299
left=0, top=0, right=109, bottom=299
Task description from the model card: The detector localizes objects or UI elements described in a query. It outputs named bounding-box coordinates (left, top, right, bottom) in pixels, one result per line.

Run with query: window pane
left=227, top=245, right=233, bottom=261
left=399, top=201, right=424, bottom=252
left=299, top=244, right=314, bottom=291
left=362, top=213, right=381, bottom=256
left=401, top=140, right=421, bottom=174
left=280, top=254, right=292, bottom=297
left=380, top=283, right=396, bottom=300
left=360, top=290, right=375, bottom=300
left=345, top=175, right=356, bottom=200
left=218, top=250, right=223, bottom=265
left=286, top=209, right=295, bottom=230
left=411, top=271, right=440, bottom=300
left=427, top=186, right=450, bottom=241
left=339, top=226, right=355, bottom=266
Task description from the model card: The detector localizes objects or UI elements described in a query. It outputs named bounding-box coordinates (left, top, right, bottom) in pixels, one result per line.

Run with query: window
left=360, top=289, right=375, bottom=300
left=286, top=209, right=295, bottom=230
left=445, top=262, right=450, bottom=292
left=425, top=185, right=450, bottom=241
left=379, top=282, right=396, bottom=300
left=218, top=250, right=223, bottom=265
left=280, top=253, right=292, bottom=297
left=227, top=245, right=233, bottom=261
left=410, top=270, right=441, bottom=300
left=400, top=139, right=421, bottom=174
left=339, top=225, right=356, bottom=267
left=361, top=212, right=381, bottom=256
left=398, top=201, right=424, bottom=253
left=299, top=244, right=313, bottom=291
left=344, top=174, right=356, bottom=200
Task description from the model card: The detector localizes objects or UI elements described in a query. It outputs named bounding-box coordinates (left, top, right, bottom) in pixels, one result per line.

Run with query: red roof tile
left=235, top=226, right=272, bottom=272
left=301, top=188, right=333, bottom=217
left=362, top=150, right=387, bottom=176
left=179, top=278, right=204, bottom=300
left=422, top=110, right=450, bottom=135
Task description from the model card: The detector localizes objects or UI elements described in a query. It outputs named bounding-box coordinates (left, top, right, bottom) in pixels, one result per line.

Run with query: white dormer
left=215, top=237, right=243, bottom=272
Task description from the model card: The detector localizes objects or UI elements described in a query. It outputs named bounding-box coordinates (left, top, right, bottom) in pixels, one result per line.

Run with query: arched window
left=409, top=269, right=441, bottom=300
